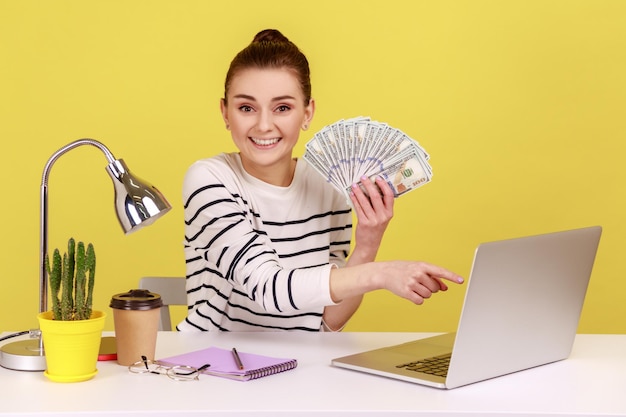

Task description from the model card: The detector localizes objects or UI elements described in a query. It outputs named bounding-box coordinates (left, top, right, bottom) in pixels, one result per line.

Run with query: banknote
left=303, top=117, right=433, bottom=201
left=354, top=147, right=431, bottom=198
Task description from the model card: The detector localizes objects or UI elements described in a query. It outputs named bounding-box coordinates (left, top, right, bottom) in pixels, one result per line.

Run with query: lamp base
left=0, top=339, right=46, bottom=371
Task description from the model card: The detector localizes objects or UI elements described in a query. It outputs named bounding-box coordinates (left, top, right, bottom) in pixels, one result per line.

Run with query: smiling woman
left=178, top=29, right=463, bottom=333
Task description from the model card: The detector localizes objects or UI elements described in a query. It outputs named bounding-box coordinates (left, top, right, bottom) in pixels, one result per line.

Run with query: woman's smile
left=250, top=137, right=281, bottom=147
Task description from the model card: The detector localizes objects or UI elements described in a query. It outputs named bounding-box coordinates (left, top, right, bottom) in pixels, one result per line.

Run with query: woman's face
left=221, top=67, right=314, bottom=183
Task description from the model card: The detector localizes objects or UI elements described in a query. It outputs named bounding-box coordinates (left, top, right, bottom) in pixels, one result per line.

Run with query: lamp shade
left=106, top=159, right=171, bottom=233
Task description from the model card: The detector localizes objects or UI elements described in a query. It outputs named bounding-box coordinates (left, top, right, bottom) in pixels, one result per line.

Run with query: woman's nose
left=255, top=110, right=273, bottom=131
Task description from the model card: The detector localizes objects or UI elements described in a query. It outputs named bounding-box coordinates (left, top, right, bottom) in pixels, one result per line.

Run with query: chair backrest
left=138, top=277, right=186, bottom=331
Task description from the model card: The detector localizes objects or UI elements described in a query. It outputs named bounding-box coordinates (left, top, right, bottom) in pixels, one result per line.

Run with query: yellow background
left=1, top=0, right=624, bottom=333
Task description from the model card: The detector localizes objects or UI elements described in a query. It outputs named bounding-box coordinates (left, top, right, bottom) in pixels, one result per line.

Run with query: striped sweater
left=178, top=153, right=353, bottom=331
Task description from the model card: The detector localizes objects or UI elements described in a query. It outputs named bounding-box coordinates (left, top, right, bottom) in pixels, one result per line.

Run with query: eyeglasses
left=128, top=355, right=210, bottom=381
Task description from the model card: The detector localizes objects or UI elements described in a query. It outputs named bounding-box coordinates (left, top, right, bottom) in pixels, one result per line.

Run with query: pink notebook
left=159, top=346, right=297, bottom=381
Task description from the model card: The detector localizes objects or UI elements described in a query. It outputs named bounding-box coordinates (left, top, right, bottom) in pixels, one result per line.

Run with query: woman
left=179, top=29, right=463, bottom=332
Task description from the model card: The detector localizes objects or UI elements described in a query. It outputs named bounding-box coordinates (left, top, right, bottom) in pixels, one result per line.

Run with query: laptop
left=332, top=226, right=602, bottom=389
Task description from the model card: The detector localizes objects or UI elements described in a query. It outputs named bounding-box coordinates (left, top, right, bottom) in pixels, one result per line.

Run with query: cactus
left=46, top=249, right=62, bottom=320
left=85, top=243, right=96, bottom=319
left=45, top=238, right=96, bottom=321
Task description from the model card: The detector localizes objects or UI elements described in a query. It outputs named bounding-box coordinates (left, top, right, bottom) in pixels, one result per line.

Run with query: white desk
left=0, top=332, right=624, bottom=416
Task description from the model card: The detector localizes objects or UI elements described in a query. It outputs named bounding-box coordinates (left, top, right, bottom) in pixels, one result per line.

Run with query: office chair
left=138, top=276, right=186, bottom=331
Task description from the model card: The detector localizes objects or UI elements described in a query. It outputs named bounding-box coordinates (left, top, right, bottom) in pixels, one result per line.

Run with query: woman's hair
left=223, top=29, right=311, bottom=105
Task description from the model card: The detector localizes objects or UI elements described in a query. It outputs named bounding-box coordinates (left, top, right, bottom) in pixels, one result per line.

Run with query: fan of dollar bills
left=303, top=116, right=432, bottom=200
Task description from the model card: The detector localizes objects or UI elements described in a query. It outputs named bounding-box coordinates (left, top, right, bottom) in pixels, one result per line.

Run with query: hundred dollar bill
left=347, top=147, right=432, bottom=198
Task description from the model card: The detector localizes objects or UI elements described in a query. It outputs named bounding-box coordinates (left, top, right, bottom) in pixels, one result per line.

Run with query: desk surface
left=0, top=331, right=624, bottom=417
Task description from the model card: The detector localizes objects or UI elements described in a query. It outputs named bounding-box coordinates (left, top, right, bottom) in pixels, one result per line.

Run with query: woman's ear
left=220, top=98, right=230, bottom=130
left=303, top=98, right=315, bottom=130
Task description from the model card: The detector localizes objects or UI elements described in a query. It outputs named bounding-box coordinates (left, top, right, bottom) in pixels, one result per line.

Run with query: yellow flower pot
left=37, top=310, right=106, bottom=383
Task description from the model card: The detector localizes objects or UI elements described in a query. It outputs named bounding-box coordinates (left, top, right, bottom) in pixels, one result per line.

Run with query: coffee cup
left=110, top=289, right=163, bottom=366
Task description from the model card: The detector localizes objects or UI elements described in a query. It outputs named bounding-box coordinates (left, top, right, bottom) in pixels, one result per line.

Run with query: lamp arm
left=39, top=139, right=117, bottom=314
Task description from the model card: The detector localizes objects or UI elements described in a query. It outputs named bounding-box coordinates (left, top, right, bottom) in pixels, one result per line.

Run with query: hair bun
left=252, top=29, right=290, bottom=44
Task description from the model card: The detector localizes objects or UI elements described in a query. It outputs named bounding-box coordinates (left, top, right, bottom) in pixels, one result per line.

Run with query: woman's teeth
left=251, top=137, right=280, bottom=146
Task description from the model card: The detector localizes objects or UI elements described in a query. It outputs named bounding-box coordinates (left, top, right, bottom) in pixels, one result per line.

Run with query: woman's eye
left=276, top=105, right=291, bottom=112
left=238, top=105, right=253, bottom=112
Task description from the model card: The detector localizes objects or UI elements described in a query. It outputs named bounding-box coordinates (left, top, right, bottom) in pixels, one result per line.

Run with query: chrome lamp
left=0, top=139, right=172, bottom=371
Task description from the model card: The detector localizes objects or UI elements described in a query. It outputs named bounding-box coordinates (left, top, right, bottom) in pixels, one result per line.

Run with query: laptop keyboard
left=396, top=353, right=451, bottom=377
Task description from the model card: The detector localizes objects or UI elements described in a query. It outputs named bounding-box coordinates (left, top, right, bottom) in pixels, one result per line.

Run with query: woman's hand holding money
left=348, top=175, right=395, bottom=264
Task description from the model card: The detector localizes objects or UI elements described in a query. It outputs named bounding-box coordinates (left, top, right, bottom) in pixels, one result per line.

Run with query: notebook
left=332, top=226, right=602, bottom=389
left=159, top=346, right=297, bottom=381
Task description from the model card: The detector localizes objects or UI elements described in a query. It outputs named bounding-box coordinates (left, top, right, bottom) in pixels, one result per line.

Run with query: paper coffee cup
left=110, top=289, right=163, bottom=366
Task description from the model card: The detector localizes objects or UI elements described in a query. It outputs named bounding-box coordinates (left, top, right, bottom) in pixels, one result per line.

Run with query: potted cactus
left=37, top=237, right=106, bottom=382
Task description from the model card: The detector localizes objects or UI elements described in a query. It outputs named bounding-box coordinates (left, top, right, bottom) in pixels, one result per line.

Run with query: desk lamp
left=0, top=139, right=172, bottom=371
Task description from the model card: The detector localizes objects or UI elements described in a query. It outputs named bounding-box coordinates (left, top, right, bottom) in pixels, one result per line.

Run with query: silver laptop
left=332, top=226, right=602, bottom=389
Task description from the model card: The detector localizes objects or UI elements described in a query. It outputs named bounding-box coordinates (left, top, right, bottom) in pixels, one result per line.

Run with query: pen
left=232, top=347, right=244, bottom=370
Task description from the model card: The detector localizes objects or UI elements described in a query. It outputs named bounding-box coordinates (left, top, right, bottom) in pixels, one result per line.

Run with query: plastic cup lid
left=109, top=289, right=163, bottom=310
